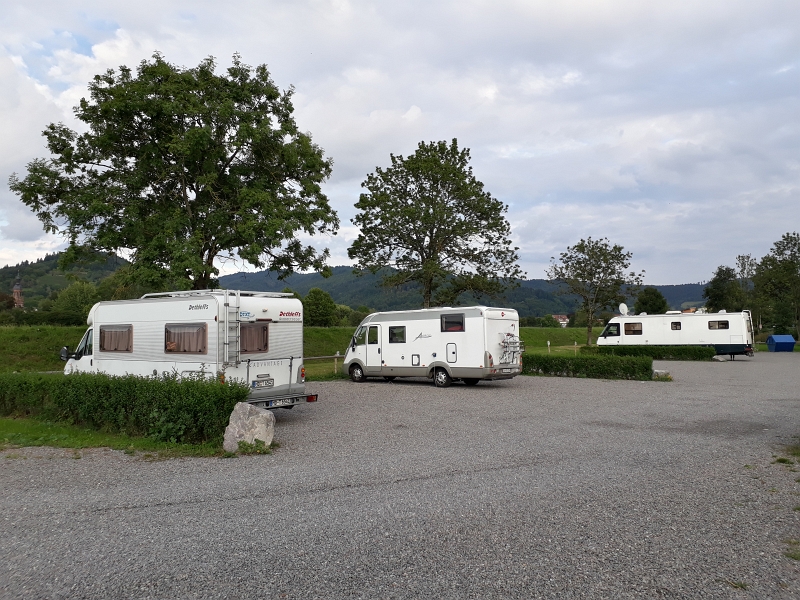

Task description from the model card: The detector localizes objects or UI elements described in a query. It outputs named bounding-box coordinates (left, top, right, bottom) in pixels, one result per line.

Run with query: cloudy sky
left=1, top=0, right=798, bottom=284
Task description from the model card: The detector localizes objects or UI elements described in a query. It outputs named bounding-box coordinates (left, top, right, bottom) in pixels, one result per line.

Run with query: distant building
left=12, top=273, right=23, bottom=308
left=552, top=314, right=569, bottom=328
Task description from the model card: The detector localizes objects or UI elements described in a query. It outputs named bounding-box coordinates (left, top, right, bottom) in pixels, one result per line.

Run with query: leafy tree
left=703, top=266, right=744, bottom=312
left=52, top=281, right=100, bottom=322
left=634, top=286, right=670, bottom=314
left=0, top=293, right=15, bottom=310
left=753, top=232, right=800, bottom=337
left=304, top=288, right=337, bottom=327
left=546, top=237, right=644, bottom=345
left=9, top=53, right=338, bottom=291
left=348, top=139, right=524, bottom=308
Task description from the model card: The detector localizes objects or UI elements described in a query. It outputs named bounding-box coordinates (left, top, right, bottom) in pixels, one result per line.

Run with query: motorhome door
left=365, top=325, right=382, bottom=373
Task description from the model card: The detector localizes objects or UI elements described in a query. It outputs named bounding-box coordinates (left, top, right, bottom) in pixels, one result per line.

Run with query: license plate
left=252, top=379, right=274, bottom=388
left=501, top=368, right=512, bottom=373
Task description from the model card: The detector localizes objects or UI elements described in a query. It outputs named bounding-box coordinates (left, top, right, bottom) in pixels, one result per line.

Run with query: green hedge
left=581, top=345, right=716, bottom=361
left=521, top=354, right=653, bottom=380
left=0, top=372, right=250, bottom=444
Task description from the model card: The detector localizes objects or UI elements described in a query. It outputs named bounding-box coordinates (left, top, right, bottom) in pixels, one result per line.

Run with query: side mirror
left=60, top=346, right=71, bottom=361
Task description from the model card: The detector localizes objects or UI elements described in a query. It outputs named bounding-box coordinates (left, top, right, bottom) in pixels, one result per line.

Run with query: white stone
left=223, top=402, right=275, bottom=453
left=712, top=355, right=728, bottom=362
left=653, top=369, right=670, bottom=378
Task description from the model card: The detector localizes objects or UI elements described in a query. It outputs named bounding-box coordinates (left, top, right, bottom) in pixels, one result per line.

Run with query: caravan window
left=165, top=323, right=207, bottom=354
left=441, top=314, right=465, bottom=332
left=388, top=326, right=406, bottom=343
left=708, top=320, right=729, bottom=330
left=241, top=323, right=269, bottom=353
left=99, top=325, right=133, bottom=352
left=624, top=322, right=643, bottom=335
left=671, top=322, right=681, bottom=331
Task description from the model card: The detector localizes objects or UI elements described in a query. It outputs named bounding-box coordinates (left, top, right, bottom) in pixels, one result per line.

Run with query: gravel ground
left=2, top=353, right=800, bottom=599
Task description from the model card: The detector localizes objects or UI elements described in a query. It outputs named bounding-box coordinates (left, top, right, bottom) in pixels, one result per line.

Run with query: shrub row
left=0, top=372, right=250, bottom=444
left=522, top=354, right=653, bottom=380
left=581, top=345, right=716, bottom=361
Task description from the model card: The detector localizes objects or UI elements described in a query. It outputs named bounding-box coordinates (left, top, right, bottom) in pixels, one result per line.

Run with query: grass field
left=0, top=325, right=85, bottom=373
left=0, top=417, right=221, bottom=457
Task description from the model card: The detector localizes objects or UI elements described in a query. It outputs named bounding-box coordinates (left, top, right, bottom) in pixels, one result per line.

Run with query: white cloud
left=0, top=0, right=798, bottom=284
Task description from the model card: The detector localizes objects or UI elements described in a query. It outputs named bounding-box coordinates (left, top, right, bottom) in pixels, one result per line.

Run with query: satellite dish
left=619, top=303, right=629, bottom=316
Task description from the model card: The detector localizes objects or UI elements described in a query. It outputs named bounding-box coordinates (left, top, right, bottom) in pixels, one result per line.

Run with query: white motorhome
left=61, top=290, right=317, bottom=409
left=342, top=306, right=524, bottom=386
left=597, top=309, right=754, bottom=357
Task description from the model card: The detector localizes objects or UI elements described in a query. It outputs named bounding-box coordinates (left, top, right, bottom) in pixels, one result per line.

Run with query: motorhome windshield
left=353, top=326, right=366, bottom=346
left=601, top=323, right=620, bottom=337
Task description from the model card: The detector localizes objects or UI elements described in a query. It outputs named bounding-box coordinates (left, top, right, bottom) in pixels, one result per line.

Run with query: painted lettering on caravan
left=189, top=303, right=209, bottom=310
left=278, top=310, right=302, bottom=322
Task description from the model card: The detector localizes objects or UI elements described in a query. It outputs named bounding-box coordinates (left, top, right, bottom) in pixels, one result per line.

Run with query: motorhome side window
left=368, top=326, right=379, bottom=344
left=99, top=325, right=133, bottom=352
left=165, top=323, right=207, bottom=354
left=602, top=323, right=620, bottom=337
left=624, top=323, right=643, bottom=335
left=441, top=314, right=465, bottom=332
left=671, top=322, right=681, bottom=331
left=389, top=326, right=406, bottom=343
left=241, top=323, right=269, bottom=353
left=708, top=320, right=729, bottom=330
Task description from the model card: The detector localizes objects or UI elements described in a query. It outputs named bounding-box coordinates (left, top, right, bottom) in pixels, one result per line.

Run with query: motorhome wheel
left=434, top=368, right=452, bottom=388
left=350, top=364, right=365, bottom=382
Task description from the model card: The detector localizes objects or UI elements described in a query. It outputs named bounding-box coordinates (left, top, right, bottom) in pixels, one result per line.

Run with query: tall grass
left=0, top=326, right=86, bottom=374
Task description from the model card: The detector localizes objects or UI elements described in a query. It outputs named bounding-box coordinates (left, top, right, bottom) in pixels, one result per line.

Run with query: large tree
left=753, top=232, right=800, bottom=337
left=703, top=265, right=744, bottom=312
left=633, top=286, right=669, bottom=315
left=348, top=139, right=523, bottom=308
left=546, top=237, right=644, bottom=345
left=9, top=53, right=338, bottom=290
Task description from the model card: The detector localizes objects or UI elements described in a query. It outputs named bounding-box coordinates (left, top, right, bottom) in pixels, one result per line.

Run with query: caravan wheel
left=434, top=368, right=452, bottom=388
left=350, top=364, right=365, bottom=382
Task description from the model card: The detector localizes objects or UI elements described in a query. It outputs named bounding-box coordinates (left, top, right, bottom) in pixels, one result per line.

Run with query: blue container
left=766, top=335, right=796, bottom=352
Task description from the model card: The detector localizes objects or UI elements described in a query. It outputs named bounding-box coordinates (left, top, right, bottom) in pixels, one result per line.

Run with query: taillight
left=306, top=394, right=318, bottom=402
left=301, top=366, right=306, bottom=380
left=488, top=353, right=494, bottom=367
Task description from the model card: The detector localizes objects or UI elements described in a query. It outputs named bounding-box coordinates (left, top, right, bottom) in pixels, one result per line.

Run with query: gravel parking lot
left=2, top=353, right=800, bottom=599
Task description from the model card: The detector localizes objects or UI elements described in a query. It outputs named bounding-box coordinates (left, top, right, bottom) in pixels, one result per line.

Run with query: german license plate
left=252, top=379, right=274, bottom=388
left=501, top=368, right=511, bottom=373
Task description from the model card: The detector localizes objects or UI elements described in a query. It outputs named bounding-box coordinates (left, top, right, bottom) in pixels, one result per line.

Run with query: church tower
left=12, top=273, right=23, bottom=308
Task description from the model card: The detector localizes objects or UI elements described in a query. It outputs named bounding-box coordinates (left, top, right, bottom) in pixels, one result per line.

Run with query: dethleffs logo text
left=189, top=303, right=209, bottom=310
left=279, top=311, right=301, bottom=317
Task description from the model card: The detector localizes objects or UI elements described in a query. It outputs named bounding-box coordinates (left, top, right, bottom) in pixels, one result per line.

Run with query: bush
left=0, top=372, right=250, bottom=444
left=521, top=354, right=652, bottom=380
left=582, top=345, right=716, bottom=361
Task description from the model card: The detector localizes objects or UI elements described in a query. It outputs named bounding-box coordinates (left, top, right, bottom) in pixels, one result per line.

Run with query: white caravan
left=597, top=309, right=755, bottom=357
left=61, top=290, right=317, bottom=409
left=342, top=306, right=524, bottom=386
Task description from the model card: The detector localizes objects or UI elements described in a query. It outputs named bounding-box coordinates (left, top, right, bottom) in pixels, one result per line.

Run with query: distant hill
left=219, top=267, right=707, bottom=316
left=1, top=253, right=127, bottom=308
left=4, top=253, right=707, bottom=316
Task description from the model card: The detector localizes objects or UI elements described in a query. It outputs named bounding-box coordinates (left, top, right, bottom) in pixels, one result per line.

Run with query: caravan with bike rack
left=342, top=306, right=524, bottom=386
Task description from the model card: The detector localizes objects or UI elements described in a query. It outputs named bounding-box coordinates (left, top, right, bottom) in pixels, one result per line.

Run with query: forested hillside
left=219, top=266, right=706, bottom=316
left=3, top=254, right=706, bottom=318
left=1, top=253, right=127, bottom=308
